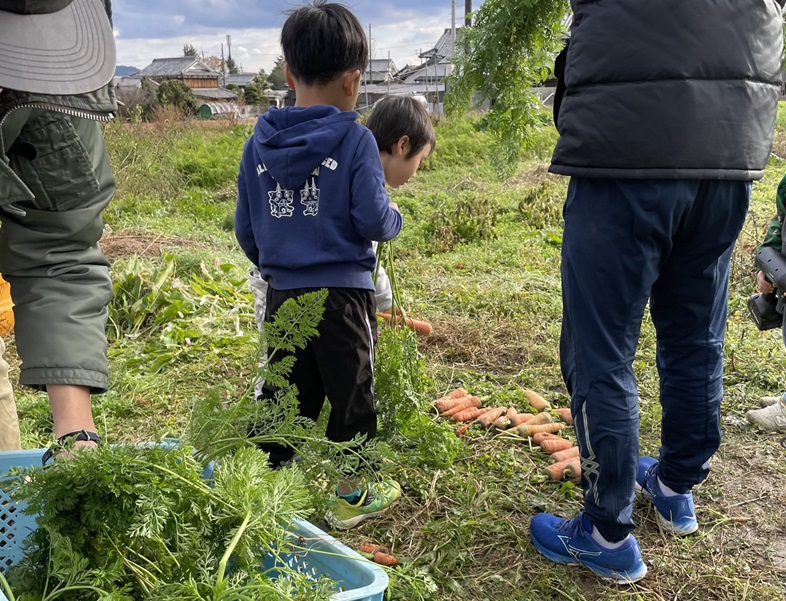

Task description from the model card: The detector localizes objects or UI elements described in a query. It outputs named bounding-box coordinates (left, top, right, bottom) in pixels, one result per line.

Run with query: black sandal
left=41, top=430, right=102, bottom=466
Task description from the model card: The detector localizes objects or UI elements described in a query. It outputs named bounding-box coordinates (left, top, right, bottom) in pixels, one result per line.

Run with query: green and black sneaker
left=325, top=480, right=401, bottom=530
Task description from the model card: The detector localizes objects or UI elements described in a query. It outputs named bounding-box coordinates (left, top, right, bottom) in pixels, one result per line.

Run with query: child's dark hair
left=281, top=2, right=368, bottom=86
left=366, top=96, right=436, bottom=158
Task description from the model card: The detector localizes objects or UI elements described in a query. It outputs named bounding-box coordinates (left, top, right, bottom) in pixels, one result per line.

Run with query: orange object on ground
left=0, top=275, right=14, bottom=336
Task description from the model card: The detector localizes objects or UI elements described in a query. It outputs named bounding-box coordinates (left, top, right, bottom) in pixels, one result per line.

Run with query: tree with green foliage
left=157, top=80, right=198, bottom=115
left=253, top=68, right=270, bottom=91
left=226, top=56, right=239, bottom=75
left=243, top=84, right=265, bottom=107
left=182, top=43, right=198, bottom=57
left=447, top=0, right=568, bottom=167
left=268, top=56, right=288, bottom=89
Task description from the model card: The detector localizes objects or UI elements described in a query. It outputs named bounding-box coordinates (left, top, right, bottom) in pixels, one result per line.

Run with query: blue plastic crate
left=0, top=449, right=388, bottom=601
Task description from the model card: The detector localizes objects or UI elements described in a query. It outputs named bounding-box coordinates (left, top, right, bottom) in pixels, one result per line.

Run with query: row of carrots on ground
left=432, top=387, right=581, bottom=484
left=355, top=388, right=579, bottom=568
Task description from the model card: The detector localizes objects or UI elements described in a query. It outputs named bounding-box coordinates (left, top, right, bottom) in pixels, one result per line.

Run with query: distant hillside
left=115, top=66, right=139, bottom=76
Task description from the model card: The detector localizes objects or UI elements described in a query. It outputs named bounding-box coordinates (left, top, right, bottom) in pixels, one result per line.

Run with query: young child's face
left=383, top=137, right=432, bottom=188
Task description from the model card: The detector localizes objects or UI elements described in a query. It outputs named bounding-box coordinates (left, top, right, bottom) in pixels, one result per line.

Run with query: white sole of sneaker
left=635, top=484, right=698, bottom=536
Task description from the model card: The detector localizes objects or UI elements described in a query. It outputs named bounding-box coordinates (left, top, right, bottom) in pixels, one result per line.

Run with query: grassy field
left=8, top=106, right=786, bottom=600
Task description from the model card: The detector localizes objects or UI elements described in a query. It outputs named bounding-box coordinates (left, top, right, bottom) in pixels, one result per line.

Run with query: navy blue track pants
left=560, top=177, right=750, bottom=541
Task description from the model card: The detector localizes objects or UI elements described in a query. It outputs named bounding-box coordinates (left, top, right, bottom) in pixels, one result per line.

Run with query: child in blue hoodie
left=234, top=2, right=403, bottom=529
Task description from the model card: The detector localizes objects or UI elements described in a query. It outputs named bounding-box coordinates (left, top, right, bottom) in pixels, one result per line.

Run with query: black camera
left=748, top=247, right=786, bottom=331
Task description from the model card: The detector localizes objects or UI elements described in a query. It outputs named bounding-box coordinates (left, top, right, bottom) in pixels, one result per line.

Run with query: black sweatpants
left=257, top=286, right=378, bottom=468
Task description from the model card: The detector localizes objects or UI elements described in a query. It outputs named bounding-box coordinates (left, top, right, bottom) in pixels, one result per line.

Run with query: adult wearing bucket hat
left=0, top=0, right=117, bottom=459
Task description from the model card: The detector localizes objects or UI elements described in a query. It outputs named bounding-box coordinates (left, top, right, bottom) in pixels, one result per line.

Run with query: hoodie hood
left=254, top=105, right=358, bottom=190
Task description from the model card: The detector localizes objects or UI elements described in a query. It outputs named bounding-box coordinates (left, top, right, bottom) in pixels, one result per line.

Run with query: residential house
left=365, top=58, right=398, bottom=85
left=136, top=57, right=237, bottom=102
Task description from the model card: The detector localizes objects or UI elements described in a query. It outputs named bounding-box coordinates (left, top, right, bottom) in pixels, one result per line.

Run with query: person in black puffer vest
left=530, top=0, right=784, bottom=583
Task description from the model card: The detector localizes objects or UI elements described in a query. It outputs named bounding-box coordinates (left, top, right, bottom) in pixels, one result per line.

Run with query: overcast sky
left=113, top=1, right=480, bottom=74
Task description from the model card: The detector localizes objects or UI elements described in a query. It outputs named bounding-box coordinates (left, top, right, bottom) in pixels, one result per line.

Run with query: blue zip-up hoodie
left=235, top=105, right=402, bottom=291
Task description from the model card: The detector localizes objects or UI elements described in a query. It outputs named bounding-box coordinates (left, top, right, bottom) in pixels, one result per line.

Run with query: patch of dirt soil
left=100, top=230, right=207, bottom=263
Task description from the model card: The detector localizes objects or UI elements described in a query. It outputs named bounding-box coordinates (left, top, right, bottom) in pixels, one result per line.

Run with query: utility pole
left=451, top=0, right=456, bottom=52
left=365, top=23, right=372, bottom=108
left=465, top=0, right=472, bottom=27
left=387, top=50, right=391, bottom=95
left=226, top=34, right=232, bottom=75
left=220, top=42, right=226, bottom=87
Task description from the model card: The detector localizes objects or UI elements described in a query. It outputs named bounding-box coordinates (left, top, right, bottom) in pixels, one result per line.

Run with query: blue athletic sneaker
left=635, top=456, right=698, bottom=536
left=530, top=512, right=647, bottom=583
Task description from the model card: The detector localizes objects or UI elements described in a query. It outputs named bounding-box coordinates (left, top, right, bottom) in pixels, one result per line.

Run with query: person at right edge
left=746, top=174, right=786, bottom=432
left=529, top=0, right=784, bottom=583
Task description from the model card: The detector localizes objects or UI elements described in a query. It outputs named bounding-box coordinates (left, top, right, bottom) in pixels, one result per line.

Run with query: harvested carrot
left=451, top=406, right=491, bottom=423
left=441, top=396, right=481, bottom=417
left=505, top=407, right=518, bottom=419
left=544, top=457, right=581, bottom=481
left=523, top=389, right=551, bottom=412
left=455, top=424, right=471, bottom=436
left=476, top=407, right=507, bottom=428
left=527, top=412, right=553, bottom=426
left=554, top=408, right=573, bottom=425
left=517, top=422, right=565, bottom=438
left=358, top=542, right=389, bottom=555
left=373, top=550, right=399, bottom=567
left=532, top=432, right=560, bottom=444
left=539, top=437, right=573, bottom=454
left=492, top=415, right=511, bottom=430
left=550, top=446, right=580, bottom=463
left=432, top=388, right=468, bottom=412
left=377, top=312, right=433, bottom=336
left=565, top=460, right=581, bottom=481
left=509, top=413, right=534, bottom=427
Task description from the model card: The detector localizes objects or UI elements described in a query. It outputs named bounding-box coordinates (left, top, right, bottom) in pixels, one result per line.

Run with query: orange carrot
left=517, top=422, right=565, bottom=437
left=432, top=388, right=468, bottom=412
left=565, top=460, right=581, bottom=481
left=377, top=312, right=433, bottom=336
left=455, top=424, right=471, bottom=436
left=451, top=406, right=489, bottom=423
left=550, top=446, right=580, bottom=463
left=492, top=415, right=511, bottom=430
left=509, top=413, right=534, bottom=427
left=441, top=396, right=481, bottom=417
left=544, top=457, right=581, bottom=481
left=539, top=437, right=573, bottom=454
left=523, top=389, right=551, bottom=412
left=476, top=407, right=507, bottom=428
left=505, top=407, right=518, bottom=419
left=527, top=412, right=553, bottom=426
left=373, top=551, right=399, bottom=567
left=554, top=408, right=573, bottom=425
left=532, top=432, right=560, bottom=444
left=359, top=542, right=389, bottom=554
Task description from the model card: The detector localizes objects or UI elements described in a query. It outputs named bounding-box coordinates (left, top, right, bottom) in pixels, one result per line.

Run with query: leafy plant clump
left=2, top=444, right=330, bottom=601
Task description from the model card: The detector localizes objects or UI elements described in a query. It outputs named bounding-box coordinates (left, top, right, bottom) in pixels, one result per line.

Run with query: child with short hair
left=235, top=2, right=406, bottom=529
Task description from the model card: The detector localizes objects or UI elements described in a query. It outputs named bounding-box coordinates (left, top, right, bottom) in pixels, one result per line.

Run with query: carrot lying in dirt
left=377, top=311, right=433, bottom=336
left=441, top=396, right=481, bottom=417
left=492, top=407, right=518, bottom=429
left=522, top=389, right=551, bottom=412
left=455, top=424, right=471, bottom=436
left=509, top=413, right=534, bottom=427
left=550, top=446, right=580, bottom=463
left=565, top=461, right=581, bottom=482
left=554, top=408, right=573, bottom=424
left=527, top=412, right=553, bottom=426
left=532, top=432, right=560, bottom=444
left=373, top=550, right=399, bottom=567
left=539, top=437, right=574, bottom=454
left=358, top=542, right=389, bottom=555
left=517, top=422, right=565, bottom=437
left=544, top=457, right=582, bottom=481
left=432, top=388, right=468, bottom=412
left=451, top=406, right=491, bottom=423
left=476, top=407, right=507, bottom=428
